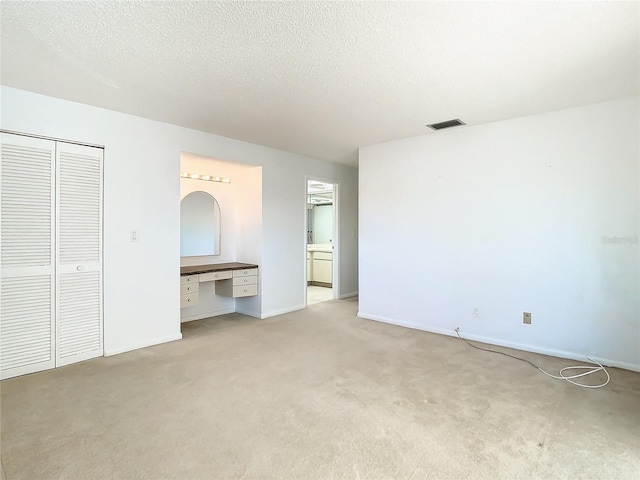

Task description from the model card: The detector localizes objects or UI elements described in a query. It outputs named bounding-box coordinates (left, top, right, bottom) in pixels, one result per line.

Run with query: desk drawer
left=233, top=285, right=258, bottom=297
left=180, top=292, right=199, bottom=308
left=233, top=268, right=258, bottom=277
left=313, top=251, right=332, bottom=260
left=199, top=270, right=232, bottom=282
left=232, top=275, right=258, bottom=287
left=180, top=274, right=199, bottom=284
left=180, top=283, right=199, bottom=295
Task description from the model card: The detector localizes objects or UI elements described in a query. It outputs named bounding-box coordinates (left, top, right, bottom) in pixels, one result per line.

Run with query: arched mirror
left=180, top=191, right=221, bottom=256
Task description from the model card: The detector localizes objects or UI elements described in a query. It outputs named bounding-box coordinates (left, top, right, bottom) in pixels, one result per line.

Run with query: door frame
left=304, top=175, right=339, bottom=305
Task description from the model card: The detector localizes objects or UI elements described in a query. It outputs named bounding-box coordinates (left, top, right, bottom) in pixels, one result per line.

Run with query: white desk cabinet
left=215, top=268, right=258, bottom=298
left=180, top=274, right=200, bottom=308
left=180, top=263, right=258, bottom=308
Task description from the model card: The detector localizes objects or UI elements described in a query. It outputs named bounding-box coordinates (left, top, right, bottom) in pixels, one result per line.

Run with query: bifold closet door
left=56, top=142, right=103, bottom=367
left=1, top=133, right=103, bottom=379
left=1, top=133, right=56, bottom=378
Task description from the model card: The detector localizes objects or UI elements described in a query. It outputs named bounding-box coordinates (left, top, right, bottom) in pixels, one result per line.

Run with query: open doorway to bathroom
left=306, top=178, right=338, bottom=305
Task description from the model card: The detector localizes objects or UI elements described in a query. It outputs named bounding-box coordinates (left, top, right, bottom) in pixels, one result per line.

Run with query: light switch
left=130, top=230, right=139, bottom=242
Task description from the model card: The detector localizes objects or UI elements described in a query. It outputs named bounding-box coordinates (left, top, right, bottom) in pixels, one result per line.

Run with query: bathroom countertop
left=307, top=244, right=333, bottom=253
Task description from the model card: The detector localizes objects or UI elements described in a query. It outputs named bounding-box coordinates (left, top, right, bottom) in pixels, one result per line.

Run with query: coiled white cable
left=536, top=359, right=610, bottom=388
left=455, top=327, right=610, bottom=388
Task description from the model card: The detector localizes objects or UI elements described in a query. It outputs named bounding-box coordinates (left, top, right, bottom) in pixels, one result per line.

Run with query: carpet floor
left=1, top=298, right=639, bottom=479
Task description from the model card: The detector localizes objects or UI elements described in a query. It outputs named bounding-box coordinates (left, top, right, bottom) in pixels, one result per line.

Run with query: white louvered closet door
left=1, top=133, right=56, bottom=379
left=56, top=142, right=103, bottom=367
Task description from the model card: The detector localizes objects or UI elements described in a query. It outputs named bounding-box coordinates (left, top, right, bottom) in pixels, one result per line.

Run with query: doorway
left=306, top=178, right=338, bottom=305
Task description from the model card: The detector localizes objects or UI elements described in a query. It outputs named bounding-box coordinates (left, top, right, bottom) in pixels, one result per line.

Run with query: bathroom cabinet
left=307, top=250, right=332, bottom=287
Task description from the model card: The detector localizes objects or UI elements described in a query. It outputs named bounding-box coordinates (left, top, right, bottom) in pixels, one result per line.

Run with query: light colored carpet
left=1, top=298, right=639, bottom=479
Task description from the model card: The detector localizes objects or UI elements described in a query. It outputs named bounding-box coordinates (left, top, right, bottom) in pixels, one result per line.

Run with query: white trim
left=357, top=312, right=640, bottom=373
left=261, top=304, right=306, bottom=319
left=1, top=363, right=55, bottom=380
left=339, top=291, right=358, bottom=299
left=180, top=307, right=235, bottom=323
left=104, top=333, right=182, bottom=357
left=0, top=128, right=104, bottom=149
left=305, top=175, right=340, bottom=304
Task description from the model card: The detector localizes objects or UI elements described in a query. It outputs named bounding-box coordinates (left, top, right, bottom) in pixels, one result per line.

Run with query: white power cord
left=455, top=327, right=610, bottom=389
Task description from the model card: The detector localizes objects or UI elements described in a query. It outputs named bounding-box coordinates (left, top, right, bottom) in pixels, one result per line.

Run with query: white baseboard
left=339, top=291, right=358, bottom=299
left=357, top=312, right=640, bottom=373
left=261, top=304, right=306, bottom=319
left=180, top=307, right=235, bottom=323
left=104, top=332, right=183, bottom=357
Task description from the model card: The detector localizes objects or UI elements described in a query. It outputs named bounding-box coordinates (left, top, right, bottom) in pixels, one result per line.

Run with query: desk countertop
left=180, top=262, right=258, bottom=276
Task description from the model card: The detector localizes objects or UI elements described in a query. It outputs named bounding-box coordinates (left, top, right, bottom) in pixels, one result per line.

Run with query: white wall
left=1, top=86, right=358, bottom=356
left=359, top=97, right=639, bottom=371
left=235, top=166, right=263, bottom=317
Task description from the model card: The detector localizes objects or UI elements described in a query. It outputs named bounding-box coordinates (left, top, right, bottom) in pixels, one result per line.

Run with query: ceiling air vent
left=427, top=119, right=466, bottom=130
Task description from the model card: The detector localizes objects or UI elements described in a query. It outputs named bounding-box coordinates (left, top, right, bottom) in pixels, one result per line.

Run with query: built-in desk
left=180, top=262, right=259, bottom=308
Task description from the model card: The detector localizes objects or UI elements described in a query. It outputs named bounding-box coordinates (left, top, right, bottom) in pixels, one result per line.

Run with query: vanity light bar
left=180, top=172, right=231, bottom=184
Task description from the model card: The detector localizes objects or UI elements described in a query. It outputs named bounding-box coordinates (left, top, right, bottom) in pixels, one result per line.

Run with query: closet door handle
left=76, top=265, right=85, bottom=272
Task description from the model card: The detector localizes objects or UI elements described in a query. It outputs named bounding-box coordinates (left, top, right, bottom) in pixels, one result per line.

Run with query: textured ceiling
left=1, top=1, right=638, bottom=166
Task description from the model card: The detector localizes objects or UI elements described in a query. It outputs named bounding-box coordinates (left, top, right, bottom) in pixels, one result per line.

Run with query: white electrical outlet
left=473, top=307, right=479, bottom=318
